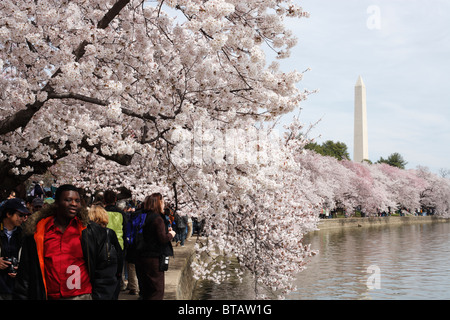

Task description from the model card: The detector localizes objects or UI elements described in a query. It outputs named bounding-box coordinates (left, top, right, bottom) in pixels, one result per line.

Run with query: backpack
left=174, top=213, right=187, bottom=229
left=124, top=212, right=147, bottom=262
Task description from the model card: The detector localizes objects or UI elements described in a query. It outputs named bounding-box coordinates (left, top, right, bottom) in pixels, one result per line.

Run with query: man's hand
left=0, top=257, right=12, bottom=270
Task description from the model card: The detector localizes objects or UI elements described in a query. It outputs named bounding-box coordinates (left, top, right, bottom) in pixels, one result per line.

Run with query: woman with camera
left=0, top=198, right=29, bottom=300
left=135, top=193, right=176, bottom=300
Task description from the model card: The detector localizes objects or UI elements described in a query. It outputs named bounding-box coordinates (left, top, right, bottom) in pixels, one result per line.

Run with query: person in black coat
left=0, top=198, right=29, bottom=300
left=88, top=204, right=123, bottom=299
left=135, top=193, right=175, bottom=300
left=33, top=181, right=45, bottom=199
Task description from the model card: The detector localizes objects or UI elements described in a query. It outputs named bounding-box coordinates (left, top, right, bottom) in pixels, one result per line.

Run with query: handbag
left=159, top=255, right=169, bottom=271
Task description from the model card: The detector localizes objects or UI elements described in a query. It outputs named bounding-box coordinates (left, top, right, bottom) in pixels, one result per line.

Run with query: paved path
left=118, top=237, right=198, bottom=300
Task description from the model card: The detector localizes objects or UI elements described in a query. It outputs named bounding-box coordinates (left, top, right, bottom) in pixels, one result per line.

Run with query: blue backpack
left=124, top=212, right=147, bottom=261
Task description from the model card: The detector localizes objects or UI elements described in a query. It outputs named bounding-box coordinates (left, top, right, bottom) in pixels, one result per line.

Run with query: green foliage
left=305, top=140, right=350, bottom=161
left=376, top=152, right=408, bottom=169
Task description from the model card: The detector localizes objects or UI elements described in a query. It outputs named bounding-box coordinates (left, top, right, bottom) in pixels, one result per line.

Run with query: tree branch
left=97, top=0, right=131, bottom=29
left=0, top=0, right=131, bottom=136
left=48, top=92, right=109, bottom=106
left=0, top=133, right=133, bottom=197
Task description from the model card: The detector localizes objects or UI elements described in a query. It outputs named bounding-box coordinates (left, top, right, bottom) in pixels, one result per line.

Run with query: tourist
left=33, top=181, right=45, bottom=199
left=14, top=184, right=119, bottom=300
left=135, top=193, right=175, bottom=300
left=123, top=202, right=142, bottom=296
left=192, top=217, right=205, bottom=236
left=88, top=205, right=123, bottom=299
left=0, top=191, right=16, bottom=209
left=31, top=197, right=44, bottom=213
left=174, top=211, right=188, bottom=247
left=104, top=190, right=125, bottom=251
left=104, top=190, right=126, bottom=290
left=43, top=191, right=55, bottom=205
left=0, top=198, right=28, bottom=300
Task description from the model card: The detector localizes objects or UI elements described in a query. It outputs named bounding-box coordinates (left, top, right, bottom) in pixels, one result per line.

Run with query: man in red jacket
left=14, top=184, right=119, bottom=300
left=40, top=187, right=92, bottom=299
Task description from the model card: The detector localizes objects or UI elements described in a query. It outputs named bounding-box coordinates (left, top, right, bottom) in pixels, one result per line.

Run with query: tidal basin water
left=193, top=221, right=450, bottom=300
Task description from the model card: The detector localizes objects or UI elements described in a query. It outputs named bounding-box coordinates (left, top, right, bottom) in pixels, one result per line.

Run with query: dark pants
left=177, top=227, right=187, bottom=246
left=136, top=257, right=164, bottom=300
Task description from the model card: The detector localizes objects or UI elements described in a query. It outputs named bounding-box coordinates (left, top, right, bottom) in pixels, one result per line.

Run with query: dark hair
left=0, top=206, right=15, bottom=221
left=104, top=190, right=117, bottom=205
left=143, top=193, right=163, bottom=213
left=54, top=184, right=80, bottom=201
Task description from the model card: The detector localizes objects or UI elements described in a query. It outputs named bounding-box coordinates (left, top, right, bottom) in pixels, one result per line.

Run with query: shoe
left=129, top=290, right=138, bottom=295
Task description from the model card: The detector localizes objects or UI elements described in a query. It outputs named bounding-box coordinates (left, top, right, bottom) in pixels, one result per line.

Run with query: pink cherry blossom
left=1, top=1, right=448, bottom=299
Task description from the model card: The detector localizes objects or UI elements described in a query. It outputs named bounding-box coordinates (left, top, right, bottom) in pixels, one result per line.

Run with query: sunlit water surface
left=193, top=222, right=450, bottom=300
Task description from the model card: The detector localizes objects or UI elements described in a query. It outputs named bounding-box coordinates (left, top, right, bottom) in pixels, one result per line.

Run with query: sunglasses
left=18, top=213, right=31, bottom=218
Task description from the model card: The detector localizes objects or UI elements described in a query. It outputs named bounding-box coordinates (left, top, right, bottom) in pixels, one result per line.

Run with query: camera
left=159, top=255, right=169, bottom=271
left=5, top=257, right=18, bottom=274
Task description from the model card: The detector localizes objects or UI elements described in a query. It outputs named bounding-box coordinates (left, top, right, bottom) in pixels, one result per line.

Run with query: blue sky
left=275, top=0, right=450, bottom=173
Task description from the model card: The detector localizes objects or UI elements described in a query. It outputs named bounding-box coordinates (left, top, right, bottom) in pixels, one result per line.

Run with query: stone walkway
left=118, top=237, right=198, bottom=300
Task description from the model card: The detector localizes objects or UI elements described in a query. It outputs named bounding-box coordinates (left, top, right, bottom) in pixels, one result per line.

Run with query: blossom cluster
left=0, top=0, right=315, bottom=298
left=2, top=0, right=449, bottom=299
left=13, top=0, right=450, bottom=300
left=297, top=150, right=450, bottom=217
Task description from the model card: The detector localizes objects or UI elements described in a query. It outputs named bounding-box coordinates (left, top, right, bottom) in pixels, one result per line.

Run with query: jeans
left=177, top=227, right=187, bottom=246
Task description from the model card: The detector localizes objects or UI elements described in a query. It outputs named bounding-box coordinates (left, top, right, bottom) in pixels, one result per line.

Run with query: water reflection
left=193, top=222, right=450, bottom=300
left=192, top=259, right=256, bottom=300
left=292, top=222, right=450, bottom=300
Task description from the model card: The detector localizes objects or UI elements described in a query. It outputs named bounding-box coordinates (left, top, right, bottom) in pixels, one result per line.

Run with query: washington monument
left=354, top=76, right=368, bottom=163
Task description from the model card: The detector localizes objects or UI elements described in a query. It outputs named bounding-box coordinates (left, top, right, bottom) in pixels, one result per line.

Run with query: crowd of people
left=318, top=206, right=438, bottom=219
left=0, top=182, right=198, bottom=300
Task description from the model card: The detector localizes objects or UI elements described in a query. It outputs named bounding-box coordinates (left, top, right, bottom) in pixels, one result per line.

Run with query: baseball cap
left=3, top=198, right=30, bottom=214
left=32, top=197, right=44, bottom=207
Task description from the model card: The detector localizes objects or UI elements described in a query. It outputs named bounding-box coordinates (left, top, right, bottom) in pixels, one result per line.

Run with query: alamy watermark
left=170, top=124, right=285, bottom=167
left=66, top=265, right=81, bottom=290
left=366, top=265, right=381, bottom=290
left=367, top=5, right=381, bottom=30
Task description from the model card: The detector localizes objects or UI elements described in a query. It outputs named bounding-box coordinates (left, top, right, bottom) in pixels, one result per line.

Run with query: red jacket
left=40, top=216, right=92, bottom=299
left=14, top=205, right=120, bottom=300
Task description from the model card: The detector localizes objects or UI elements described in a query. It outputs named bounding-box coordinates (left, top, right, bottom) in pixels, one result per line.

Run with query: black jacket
left=13, top=205, right=119, bottom=300
left=140, top=211, right=174, bottom=258
left=0, top=224, right=22, bottom=295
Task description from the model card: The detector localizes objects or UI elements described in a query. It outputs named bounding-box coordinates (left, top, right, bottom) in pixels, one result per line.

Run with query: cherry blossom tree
left=339, top=160, right=385, bottom=215
left=2, top=0, right=448, bottom=300
left=374, top=163, right=427, bottom=214
left=416, top=166, right=450, bottom=217
left=296, top=150, right=358, bottom=212
left=298, top=154, right=443, bottom=218
left=1, top=0, right=317, bottom=298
